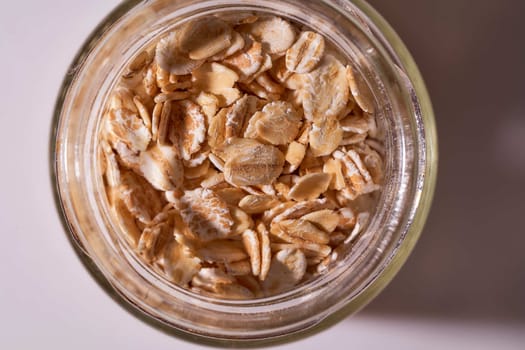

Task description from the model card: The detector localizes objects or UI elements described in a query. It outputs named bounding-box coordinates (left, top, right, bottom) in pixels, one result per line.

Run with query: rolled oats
left=262, top=248, right=306, bottom=294
left=362, top=145, right=384, bottom=184
left=161, top=79, right=193, bottom=93
left=261, top=201, right=295, bottom=224
left=155, top=32, right=204, bottom=75
left=255, top=72, right=284, bottom=95
left=178, top=188, right=234, bottom=241
left=192, top=62, right=240, bottom=98
left=109, top=88, right=137, bottom=112
left=195, top=91, right=219, bottom=122
left=269, top=238, right=332, bottom=258
left=238, top=194, right=279, bottom=214
left=178, top=17, right=233, bottom=60
left=182, top=146, right=210, bottom=168
left=198, top=240, right=248, bottom=263
left=277, top=219, right=330, bottom=245
left=238, top=185, right=264, bottom=196
left=242, top=229, right=261, bottom=276
left=105, top=108, right=151, bottom=153
left=345, top=212, right=370, bottom=243
left=100, top=14, right=384, bottom=300
left=138, top=224, right=164, bottom=262
left=132, top=96, right=152, bottom=129
left=230, top=205, right=254, bottom=235
left=117, top=170, right=164, bottom=224
left=208, top=153, right=226, bottom=172
left=215, top=187, right=246, bottom=206
left=101, top=141, right=121, bottom=189
left=340, top=113, right=369, bottom=134
left=340, top=132, right=367, bottom=146
left=123, top=50, right=153, bottom=79
left=323, top=157, right=346, bottom=191
left=251, top=101, right=302, bottom=145
left=223, top=139, right=285, bottom=186
left=139, top=144, right=184, bottom=191
left=329, top=231, right=347, bottom=246
left=296, top=121, right=310, bottom=145
left=274, top=198, right=335, bottom=223
left=257, top=184, right=277, bottom=196
left=153, top=91, right=191, bottom=104
left=171, top=100, right=207, bottom=161
left=243, top=111, right=265, bottom=139
left=273, top=180, right=292, bottom=200
left=286, top=31, right=325, bottom=73
left=239, top=81, right=280, bottom=101
left=282, top=72, right=305, bottom=91
left=287, top=173, right=331, bottom=201
left=192, top=267, right=236, bottom=288
left=302, top=54, right=349, bottom=122
left=143, top=64, right=159, bottom=97
left=111, top=194, right=142, bottom=246
left=337, top=207, right=356, bottom=230
left=301, top=209, right=339, bottom=233
left=224, top=260, right=252, bottom=276
left=163, top=239, right=202, bottom=286
left=269, top=56, right=292, bottom=84
left=309, top=117, right=344, bottom=157
left=155, top=65, right=171, bottom=90
left=333, top=149, right=380, bottom=199
left=150, top=101, right=163, bottom=140
left=236, top=274, right=263, bottom=297
left=239, top=16, right=296, bottom=55
left=184, top=159, right=210, bottom=179
left=256, top=222, right=272, bottom=281
left=210, top=31, right=246, bottom=61
left=254, top=54, right=274, bottom=78
left=284, top=141, right=307, bottom=173
left=200, top=170, right=226, bottom=189
left=207, top=108, right=228, bottom=150
left=217, top=87, right=242, bottom=107
left=223, top=37, right=264, bottom=81
left=225, top=94, right=259, bottom=139
left=346, top=65, right=375, bottom=113
left=156, top=100, right=172, bottom=145
left=192, top=267, right=255, bottom=299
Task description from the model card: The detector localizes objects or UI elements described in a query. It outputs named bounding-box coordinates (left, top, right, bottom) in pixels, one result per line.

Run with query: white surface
left=0, top=1, right=524, bottom=349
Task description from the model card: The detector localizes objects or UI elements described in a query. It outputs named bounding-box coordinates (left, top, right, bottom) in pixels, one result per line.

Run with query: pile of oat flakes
left=100, top=14, right=384, bottom=299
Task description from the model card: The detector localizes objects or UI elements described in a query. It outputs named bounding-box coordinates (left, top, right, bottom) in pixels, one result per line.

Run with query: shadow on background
left=360, top=0, right=525, bottom=323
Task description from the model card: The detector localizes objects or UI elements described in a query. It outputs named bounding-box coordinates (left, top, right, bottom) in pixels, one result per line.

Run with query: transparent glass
left=52, top=0, right=437, bottom=346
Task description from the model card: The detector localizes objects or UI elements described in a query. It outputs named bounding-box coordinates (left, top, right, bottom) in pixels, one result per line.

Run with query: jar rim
left=51, top=0, right=437, bottom=346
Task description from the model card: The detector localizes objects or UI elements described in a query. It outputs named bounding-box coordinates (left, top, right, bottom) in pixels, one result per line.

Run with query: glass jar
left=52, top=0, right=437, bottom=346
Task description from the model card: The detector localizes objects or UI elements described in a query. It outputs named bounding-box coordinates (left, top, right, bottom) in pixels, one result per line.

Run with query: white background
left=1, top=0, right=525, bottom=349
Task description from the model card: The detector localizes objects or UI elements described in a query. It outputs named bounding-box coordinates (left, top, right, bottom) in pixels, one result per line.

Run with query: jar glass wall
left=53, top=0, right=437, bottom=345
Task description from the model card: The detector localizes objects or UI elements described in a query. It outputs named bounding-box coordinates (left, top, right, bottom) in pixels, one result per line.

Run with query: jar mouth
left=53, top=0, right=436, bottom=344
